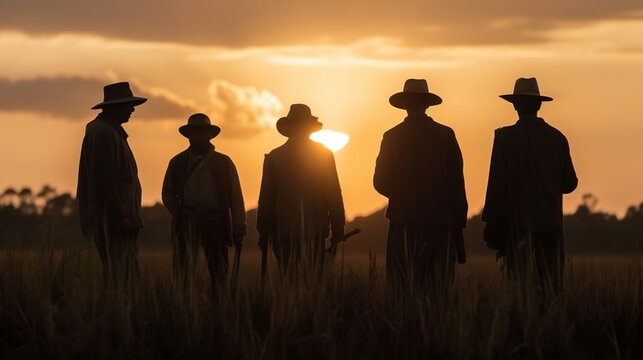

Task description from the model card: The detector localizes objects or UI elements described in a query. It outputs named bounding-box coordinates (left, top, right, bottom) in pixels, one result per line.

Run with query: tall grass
left=0, top=247, right=641, bottom=359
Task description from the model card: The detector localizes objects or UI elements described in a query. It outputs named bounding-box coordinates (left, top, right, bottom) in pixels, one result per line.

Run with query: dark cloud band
left=1, top=1, right=642, bottom=47
left=0, top=76, right=283, bottom=138
left=0, top=76, right=197, bottom=120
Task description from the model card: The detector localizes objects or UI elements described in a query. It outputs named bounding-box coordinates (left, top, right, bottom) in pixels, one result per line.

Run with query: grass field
left=0, top=248, right=641, bottom=359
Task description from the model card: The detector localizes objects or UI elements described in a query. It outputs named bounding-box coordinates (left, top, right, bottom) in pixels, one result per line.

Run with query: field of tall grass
left=0, top=247, right=641, bottom=359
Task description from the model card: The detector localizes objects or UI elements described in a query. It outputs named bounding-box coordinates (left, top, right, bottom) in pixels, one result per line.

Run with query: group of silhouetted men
left=77, top=77, right=577, bottom=297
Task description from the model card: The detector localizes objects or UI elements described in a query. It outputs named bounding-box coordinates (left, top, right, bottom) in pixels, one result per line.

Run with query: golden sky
left=1, top=1, right=643, bottom=219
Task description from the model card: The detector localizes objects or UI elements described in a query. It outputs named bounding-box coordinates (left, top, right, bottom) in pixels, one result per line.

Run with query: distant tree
left=0, top=187, right=18, bottom=208
left=582, top=193, right=598, bottom=211
left=623, top=203, right=643, bottom=253
left=565, top=194, right=637, bottom=254
left=44, top=193, right=75, bottom=217
left=574, top=193, right=599, bottom=217
left=18, top=187, right=37, bottom=215
left=36, top=184, right=57, bottom=211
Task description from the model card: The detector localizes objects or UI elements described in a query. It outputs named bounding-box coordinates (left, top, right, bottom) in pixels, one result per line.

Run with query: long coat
left=373, top=115, right=468, bottom=228
left=77, top=114, right=142, bottom=237
left=257, top=138, right=345, bottom=241
left=162, top=147, right=247, bottom=242
left=481, top=116, right=577, bottom=231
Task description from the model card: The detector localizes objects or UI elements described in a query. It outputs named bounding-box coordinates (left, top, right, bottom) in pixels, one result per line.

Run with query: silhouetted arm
left=161, top=159, right=179, bottom=215
left=226, top=158, right=247, bottom=239
left=326, top=153, right=345, bottom=237
left=257, top=154, right=277, bottom=238
left=447, top=130, right=468, bottom=228
left=560, top=136, right=578, bottom=194
left=481, top=129, right=507, bottom=223
left=373, top=133, right=393, bottom=197
left=90, top=128, right=123, bottom=223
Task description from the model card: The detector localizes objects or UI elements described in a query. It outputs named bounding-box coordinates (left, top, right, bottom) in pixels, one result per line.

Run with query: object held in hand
left=326, top=228, right=361, bottom=259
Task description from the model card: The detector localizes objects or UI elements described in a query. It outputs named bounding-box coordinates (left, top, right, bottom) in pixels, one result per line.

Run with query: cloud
left=1, top=1, right=642, bottom=47
left=208, top=80, right=283, bottom=137
left=0, top=76, right=284, bottom=138
left=0, top=76, right=198, bottom=120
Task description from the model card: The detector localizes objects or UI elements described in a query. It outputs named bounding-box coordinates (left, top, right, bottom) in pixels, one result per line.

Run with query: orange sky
left=1, top=2, right=643, bottom=219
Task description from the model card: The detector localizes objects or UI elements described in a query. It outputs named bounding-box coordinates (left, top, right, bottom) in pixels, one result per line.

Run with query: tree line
left=1, top=185, right=641, bottom=254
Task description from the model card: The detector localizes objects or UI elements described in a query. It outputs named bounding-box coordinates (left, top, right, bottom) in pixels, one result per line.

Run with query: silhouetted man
left=374, top=79, right=467, bottom=294
left=162, top=113, right=246, bottom=297
left=77, top=82, right=147, bottom=288
left=482, top=77, right=577, bottom=294
left=257, top=104, right=345, bottom=275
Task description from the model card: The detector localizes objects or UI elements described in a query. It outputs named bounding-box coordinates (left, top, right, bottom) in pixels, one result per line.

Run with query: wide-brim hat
left=91, top=81, right=148, bottom=109
left=500, top=77, right=553, bottom=102
left=179, top=113, right=221, bottom=139
left=276, top=104, right=323, bottom=137
left=389, top=78, right=442, bottom=109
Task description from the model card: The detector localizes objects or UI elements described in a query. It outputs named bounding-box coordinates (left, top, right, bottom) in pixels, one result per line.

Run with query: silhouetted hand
left=483, top=223, right=507, bottom=251
left=329, top=227, right=344, bottom=258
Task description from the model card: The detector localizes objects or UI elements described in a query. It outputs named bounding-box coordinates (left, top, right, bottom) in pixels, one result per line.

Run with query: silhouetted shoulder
left=495, top=119, right=569, bottom=142
left=85, top=117, right=113, bottom=135
left=309, top=139, right=334, bottom=156
left=543, top=122, right=570, bottom=142
left=493, top=125, right=512, bottom=137
left=268, top=139, right=333, bottom=159
left=266, top=141, right=288, bottom=157
left=212, top=150, right=237, bottom=166
left=432, top=120, right=457, bottom=137
left=168, top=149, right=190, bottom=166
left=384, top=117, right=455, bottom=138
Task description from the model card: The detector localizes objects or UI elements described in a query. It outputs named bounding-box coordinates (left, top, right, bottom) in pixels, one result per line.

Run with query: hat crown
left=389, top=78, right=442, bottom=109
left=286, top=104, right=314, bottom=119
left=179, top=113, right=220, bottom=139
left=103, top=82, right=135, bottom=102
left=187, top=113, right=212, bottom=126
left=276, top=103, right=322, bottom=137
left=402, top=79, right=429, bottom=94
left=513, top=77, right=542, bottom=96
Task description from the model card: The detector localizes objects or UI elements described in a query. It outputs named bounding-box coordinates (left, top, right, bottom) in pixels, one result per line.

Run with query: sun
left=310, top=130, right=350, bottom=152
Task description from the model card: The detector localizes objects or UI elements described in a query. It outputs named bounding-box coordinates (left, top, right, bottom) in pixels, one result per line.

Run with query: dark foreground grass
left=0, top=249, right=641, bottom=359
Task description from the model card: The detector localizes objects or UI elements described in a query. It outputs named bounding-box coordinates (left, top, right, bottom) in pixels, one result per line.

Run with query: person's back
left=77, top=82, right=147, bottom=289
left=482, top=77, right=577, bottom=295
left=488, top=117, right=576, bottom=231
left=265, top=138, right=342, bottom=239
left=373, top=79, right=467, bottom=294
left=161, top=113, right=246, bottom=298
left=375, top=115, right=466, bottom=226
left=257, top=104, right=345, bottom=272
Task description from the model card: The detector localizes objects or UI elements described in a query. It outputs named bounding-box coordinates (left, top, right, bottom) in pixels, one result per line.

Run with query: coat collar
left=516, top=116, right=545, bottom=126
left=403, top=114, right=433, bottom=122
left=188, top=143, right=215, bottom=157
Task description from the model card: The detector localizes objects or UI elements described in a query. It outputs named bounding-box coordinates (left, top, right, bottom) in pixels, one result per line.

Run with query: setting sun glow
left=310, top=130, right=350, bottom=152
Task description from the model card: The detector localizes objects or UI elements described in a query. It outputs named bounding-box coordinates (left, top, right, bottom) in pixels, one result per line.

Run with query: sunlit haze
left=310, top=130, right=350, bottom=152
left=1, top=2, right=643, bottom=219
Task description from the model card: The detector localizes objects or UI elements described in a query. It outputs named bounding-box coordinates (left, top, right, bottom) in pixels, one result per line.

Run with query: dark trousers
left=272, top=234, right=325, bottom=277
left=505, top=229, right=564, bottom=294
left=173, top=211, right=229, bottom=297
left=90, top=219, right=140, bottom=290
left=386, top=222, right=455, bottom=295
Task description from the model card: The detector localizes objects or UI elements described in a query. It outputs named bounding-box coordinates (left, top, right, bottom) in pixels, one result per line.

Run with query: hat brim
left=389, top=92, right=442, bottom=109
left=499, top=94, right=553, bottom=103
left=179, top=124, right=221, bottom=139
left=91, top=96, right=148, bottom=110
left=276, top=116, right=322, bottom=137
